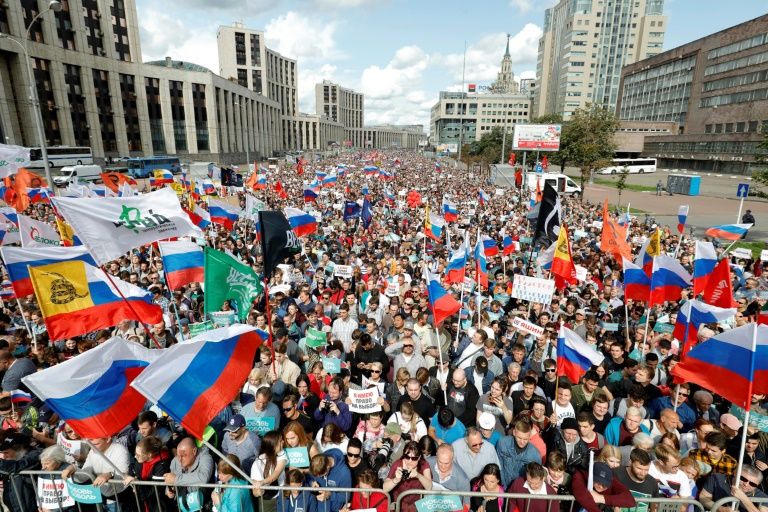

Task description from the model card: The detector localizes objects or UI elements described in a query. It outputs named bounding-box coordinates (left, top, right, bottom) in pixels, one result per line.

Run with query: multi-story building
left=616, top=13, right=768, bottom=174
left=0, top=1, right=282, bottom=163
left=217, top=22, right=298, bottom=149
left=534, top=0, right=666, bottom=119
left=286, top=113, right=344, bottom=151
left=359, top=125, right=424, bottom=149
left=315, top=80, right=364, bottom=147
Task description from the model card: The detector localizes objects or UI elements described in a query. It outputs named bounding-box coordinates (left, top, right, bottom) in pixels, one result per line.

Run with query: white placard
left=575, top=264, right=589, bottom=282
left=334, top=265, right=353, bottom=278
left=385, top=280, right=400, bottom=297
left=349, top=387, right=382, bottom=414
left=362, top=376, right=386, bottom=397
left=761, top=250, right=768, bottom=262
left=731, top=248, right=753, bottom=260
left=591, top=220, right=603, bottom=229
left=512, top=316, right=545, bottom=338
left=495, top=188, right=505, bottom=196
left=57, top=432, right=83, bottom=464
left=511, top=275, right=556, bottom=305
left=37, top=477, right=75, bottom=509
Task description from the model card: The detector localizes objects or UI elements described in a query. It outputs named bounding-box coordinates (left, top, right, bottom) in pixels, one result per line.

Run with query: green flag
left=306, top=327, right=326, bottom=349
left=204, top=247, right=263, bottom=322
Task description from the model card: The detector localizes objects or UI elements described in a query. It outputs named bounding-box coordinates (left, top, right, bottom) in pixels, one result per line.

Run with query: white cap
left=478, top=412, right=495, bottom=430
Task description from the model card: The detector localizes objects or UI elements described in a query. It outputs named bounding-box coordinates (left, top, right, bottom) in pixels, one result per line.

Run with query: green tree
left=562, top=104, right=620, bottom=198
left=615, top=166, right=630, bottom=207
left=753, top=126, right=768, bottom=188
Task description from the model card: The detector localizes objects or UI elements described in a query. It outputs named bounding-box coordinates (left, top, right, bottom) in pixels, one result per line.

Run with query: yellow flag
left=29, top=260, right=94, bottom=319
left=647, top=229, right=662, bottom=258
left=55, top=218, right=77, bottom=247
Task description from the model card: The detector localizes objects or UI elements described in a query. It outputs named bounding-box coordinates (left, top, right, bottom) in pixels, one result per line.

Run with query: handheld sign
left=65, top=480, right=102, bottom=505
left=511, top=275, right=556, bottom=305
left=322, top=357, right=341, bottom=374
left=512, top=316, right=545, bottom=337
left=334, top=265, right=353, bottom=279
left=285, top=446, right=310, bottom=468
left=245, top=416, right=275, bottom=435
left=38, top=477, right=75, bottom=510
left=349, top=387, right=382, bottom=414
left=415, top=495, right=463, bottom=512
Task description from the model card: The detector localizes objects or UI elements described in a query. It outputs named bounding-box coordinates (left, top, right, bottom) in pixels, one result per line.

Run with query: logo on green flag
left=306, top=327, right=326, bottom=348
left=204, top=247, right=263, bottom=322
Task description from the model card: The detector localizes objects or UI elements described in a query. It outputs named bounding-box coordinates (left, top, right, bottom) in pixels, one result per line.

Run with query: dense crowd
left=0, top=149, right=765, bottom=512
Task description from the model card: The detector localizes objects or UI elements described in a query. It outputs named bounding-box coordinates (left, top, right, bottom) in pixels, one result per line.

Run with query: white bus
left=27, top=146, right=93, bottom=169
left=598, top=158, right=657, bottom=175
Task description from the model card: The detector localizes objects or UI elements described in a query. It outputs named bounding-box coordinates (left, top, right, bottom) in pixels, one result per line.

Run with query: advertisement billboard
left=512, top=124, right=562, bottom=151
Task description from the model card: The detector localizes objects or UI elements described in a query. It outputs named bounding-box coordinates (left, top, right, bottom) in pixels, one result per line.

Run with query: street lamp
left=0, top=0, right=62, bottom=194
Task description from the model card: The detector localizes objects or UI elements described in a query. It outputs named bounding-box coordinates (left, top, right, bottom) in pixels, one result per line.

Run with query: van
left=526, top=172, right=581, bottom=197
left=53, top=165, right=102, bottom=187
left=189, top=162, right=215, bottom=180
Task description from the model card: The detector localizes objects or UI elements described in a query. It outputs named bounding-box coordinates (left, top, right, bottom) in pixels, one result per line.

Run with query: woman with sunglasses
left=382, top=441, right=432, bottom=512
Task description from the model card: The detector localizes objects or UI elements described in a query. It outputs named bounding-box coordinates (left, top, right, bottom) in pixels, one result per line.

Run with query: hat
left=0, top=432, right=29, bottom=451
left=475, top=356, right=488, bottom=370
left=224, top=414, right=246, bottom=432
left=592, top=462, right=613, bottom=488
left=576, top=309, right=586, bottom=316
left=478, top=412, right=495, bottom=430
left=385, top=423, right=402, bottom=436
left=404, top=319, right=416, bottom=330
left=720, top=413, right=742, bottom=431
left=560, top=417, right=579, bottom=432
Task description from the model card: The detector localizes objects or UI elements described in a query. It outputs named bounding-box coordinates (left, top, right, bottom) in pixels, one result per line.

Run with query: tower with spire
left=491, top=34, right=518, bottom=94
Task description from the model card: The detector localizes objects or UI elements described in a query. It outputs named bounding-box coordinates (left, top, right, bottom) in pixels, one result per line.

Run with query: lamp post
left=0, top=0, right=62, bottom=194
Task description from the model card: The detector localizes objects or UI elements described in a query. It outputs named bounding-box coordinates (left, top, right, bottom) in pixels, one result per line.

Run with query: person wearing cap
left=543, top=417, right=589, bottom=475
left=0, top=432, right=42, bottom=512
left=476, top=412, right=501, bottom=446
left=571, top=460, right=636, bottom=512
left=468, top=356, right=494, bottom=395
left=222, top=414, right=261, bottom=474
left=62, top=435, right=133, bottom=511
left=720, top=412, right=743, bottom=449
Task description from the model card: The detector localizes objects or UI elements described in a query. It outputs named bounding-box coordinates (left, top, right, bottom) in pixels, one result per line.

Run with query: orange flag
left=600, top=201, right=632, bottom=262
left=100, top=172, right=137, bottom=193
left=245, top=172, right=259, bottom=191
left=274, top=181, right=288, bottom=199
left=7, top=169, right=48, bottom=212
left=551, top=222, right=577, bottom=290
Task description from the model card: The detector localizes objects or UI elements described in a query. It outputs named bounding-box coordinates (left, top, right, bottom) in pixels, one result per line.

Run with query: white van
left=53, top=165, right=102, bottom=186
left=526, top=172, right=582, bottom=196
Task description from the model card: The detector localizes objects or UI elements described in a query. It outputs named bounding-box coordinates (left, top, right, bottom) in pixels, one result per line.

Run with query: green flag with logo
left=306, top=327, right=326, bottom=349
left=204, top=247, right=263, bottom=322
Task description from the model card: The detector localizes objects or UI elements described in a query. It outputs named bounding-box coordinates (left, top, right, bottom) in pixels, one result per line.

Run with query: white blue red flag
left=158, top=241, right=204, bottom=291
left=556, top=325, right=604, bottom=384
left=677, top=205, right=689, bottom=234
left=673, top=299, right=736, bottom=356
left=649, top=254, right=692, bottom=306
left=285, top=207, right=318, bottom=237
left=693, top=240, right=717, bottom=295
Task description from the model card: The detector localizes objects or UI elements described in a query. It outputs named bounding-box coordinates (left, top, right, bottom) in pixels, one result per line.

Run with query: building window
left=237, top=69, right=248, bottom=88
left=92, top=69, right=116, bottom=152
left=82, top=0, right=105, bottom=56
left=169, top=80, right=187, bottom=152
left=705, top=124, right=712, bottom=133
left=32, top=58, right=62, bottom=145
left=252, top=70, right=262, bottom=94
left=110, top=0, right=131, bottom=61
left=119, top=73, right=141, bottom=152
left=714, top=124, right=723, bottom=133
left=64, top=64, right=89, bottom=146
left=736, top=122, right=745, bottom=133
left=54, top=1, right=76, bottom=50
left=145, top=77, right=165, bottom=153
left=21, top=0, right=44, bottom=43
left=235, top=32, right=246, bottom=65
left=749, top=120, right=759, bottom=132
left=724, top=123, right=734, bottom=133
left=250, top=34, right=261, bottom=66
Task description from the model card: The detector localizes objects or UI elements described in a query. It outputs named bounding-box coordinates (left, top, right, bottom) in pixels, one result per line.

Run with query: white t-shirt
left=250, top=450, right=288, bottom=486
left=553, top=402, right=575, bottom=427
left=648, top=461, right=692, bottom=498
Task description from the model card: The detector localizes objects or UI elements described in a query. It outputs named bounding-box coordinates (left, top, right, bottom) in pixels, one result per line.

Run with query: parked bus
left=598, top=158, right=657, bottom=175
left=127, top=156, right=182, bottom=179
left=27, top=146, right=93, bottom=169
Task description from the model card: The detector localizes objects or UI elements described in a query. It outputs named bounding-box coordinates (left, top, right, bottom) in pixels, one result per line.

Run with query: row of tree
left=463, top=103, right=620, bottom=194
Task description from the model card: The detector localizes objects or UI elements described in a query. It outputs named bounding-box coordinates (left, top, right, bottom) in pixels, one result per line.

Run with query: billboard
left=436, top=143, right=458, bottom=154
left=512, top=124, right=561, bottom=151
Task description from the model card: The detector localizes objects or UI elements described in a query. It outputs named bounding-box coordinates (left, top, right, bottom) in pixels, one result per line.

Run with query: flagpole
left=732, top=322, right=758, bottom=510
left=674, top=303, right=692, bottom=411
left=98, top=267, right=162, bottom=349
left=435, top=324, right=448, bottom=405
left=14, top=298, right=34, bottom=346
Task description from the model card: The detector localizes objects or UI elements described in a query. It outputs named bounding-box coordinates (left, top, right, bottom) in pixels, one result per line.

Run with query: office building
left=0, top=1, right=282, bottom=163
left=616, top=13, right=768, bottom=173
left=534, top=0, right=666, bottom=119
left=315, top=80, right=364, bottom=147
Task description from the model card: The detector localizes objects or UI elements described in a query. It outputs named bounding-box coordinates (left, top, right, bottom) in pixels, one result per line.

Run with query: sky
left=135, top=0, right=768, bottom=128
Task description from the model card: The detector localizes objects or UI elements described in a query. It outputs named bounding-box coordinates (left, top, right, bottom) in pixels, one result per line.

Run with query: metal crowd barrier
left=710, top=496, right=768, bottom=511
left=20, top=470, right=381, bottom=512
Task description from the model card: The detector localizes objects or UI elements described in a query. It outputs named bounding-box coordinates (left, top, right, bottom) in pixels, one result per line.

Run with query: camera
left=401, top=469, right=411, bottom=480
left=311, top=490, right=322, bottom=496
left=322, top=400, right=331, bottom=410
left=372, top=438, right=393, bottom=470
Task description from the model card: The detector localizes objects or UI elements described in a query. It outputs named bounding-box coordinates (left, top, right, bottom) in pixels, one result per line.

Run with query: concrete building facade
left=534, top=0, right=666, bottom=119
left=0, top=0, right=282, bottom=163
left=616, top=13, right=768, bottom=174
left=315, top=80, right=364, bottom=147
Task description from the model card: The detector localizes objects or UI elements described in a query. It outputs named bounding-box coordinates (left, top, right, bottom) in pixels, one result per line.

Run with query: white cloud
left=296, top=64, right=338, bottom=113
left=509, top=0, right=533, bottom=12
left=139, top=9, right=219, bottom=71
left=264, top=11, right=340, bottom=61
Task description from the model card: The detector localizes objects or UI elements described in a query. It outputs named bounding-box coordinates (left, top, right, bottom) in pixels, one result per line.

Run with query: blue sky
left=135, top=0, right=768, bottom=128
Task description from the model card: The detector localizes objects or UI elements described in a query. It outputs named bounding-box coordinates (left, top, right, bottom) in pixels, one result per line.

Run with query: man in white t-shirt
left=648, top=443, right=692, bottom=499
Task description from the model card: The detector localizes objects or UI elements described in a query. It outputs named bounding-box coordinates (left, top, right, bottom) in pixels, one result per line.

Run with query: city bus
left=598, top=158, right=657, bottom=175
left=27, top=146, right=93, bottom=169
left=127, top=156, right=182, bottom=179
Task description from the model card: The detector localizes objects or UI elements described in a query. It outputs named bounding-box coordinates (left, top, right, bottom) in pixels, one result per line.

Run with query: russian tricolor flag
left=363, top=166, right=378, bottom=175
left=285, top=207, right=317, bottom=237
left=424, top=269, right=460, bottom=326
left=158, top=241, right=204, bottom=291
left=0, top=246, right=97, bottom=297
left=671, top=323, right=768, bottom=409
left=130, top=325, right=266, bottom=439
left=202, top=179, right=216, bottom=195
left=384, top=189, right=396, bottom=205
left=425, top=211, right=445, bottom=241
left=693, top=240, right=717, bottom=295
left=207, top=198, right=240, bottom=229
left=185, top=204, right=211, bottom=229
left=677, top=205, right=689, bottom=234
left=556, top=325, right=604, bottom=385
left=10, top=390, right=32, bottom=404
left=480, top=235, right=499, bottom=257
left=478, top=189, right=490, bottom=205
left=623, top=258, right=651, bottom=302
left=445, top=245, right=468, bottom=284
left=378, top=169, right=394, bottom=180
left=649, top=254, right=692, bottom=305
left=442, top=197, right=458, bottom=222
left=322, top=173, right=337, bottom=187
left=474, top=238, right=489, bottom=288
left=673, top=299, right=736, bottom=356
left=22, top=338, right=164, bottom=438
left=705, top=223, right=752, bottom=241
left=304, top=186, right=318, bottom=203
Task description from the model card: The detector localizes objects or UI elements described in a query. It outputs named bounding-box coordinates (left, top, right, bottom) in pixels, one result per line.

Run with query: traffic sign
left=535, top=163, right=543, bottom=173
left=737, top=183, right=750, bottom=198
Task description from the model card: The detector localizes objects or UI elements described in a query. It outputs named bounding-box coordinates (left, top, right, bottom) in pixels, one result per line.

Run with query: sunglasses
left=678, top=392, right=690, bottom=397
left=545, top=368, right=556, bottom=373
left=347, top=452, right=361, bottom=458
left=282, top=407, right=294, bottom=412
left=403, top=345, right=414, bottom=348
left=370, top=370, right=381, bottom=374
left=404, top=455, right=420, bottom=461
left=741, top=476, right=759, bottom=487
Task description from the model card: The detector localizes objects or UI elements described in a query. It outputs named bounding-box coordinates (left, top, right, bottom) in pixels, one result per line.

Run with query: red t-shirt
left=387, top=459, right=429, bottom=512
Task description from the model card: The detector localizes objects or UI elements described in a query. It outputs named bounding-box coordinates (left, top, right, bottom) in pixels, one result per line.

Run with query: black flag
left=258, top=210, right=302, bottom=279
left=534, top=183, right=561, bottom=245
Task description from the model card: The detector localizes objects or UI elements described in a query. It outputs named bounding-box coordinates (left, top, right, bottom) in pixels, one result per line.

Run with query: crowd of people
left=0, top=149, right=765, bottom=512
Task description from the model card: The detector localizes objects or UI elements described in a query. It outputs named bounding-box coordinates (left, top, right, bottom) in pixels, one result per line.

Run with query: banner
left=52, top=187, right=203, bottom=265
left=188, top=321, right=214, bottom=337
left=415, top=495, right=463, bottom=512
left=246, top=416, right=275, bottom=435
left=306, top=327, right=326, bottom=349
left=322, top=357, right=341, bottom=374
left=37, top=477, right=75, bottom=509
left=334, top=265, right=353, bottom=279
left=18, top=215, right=62, bottom=248
left=511, top=316, right=544, bottom=337
left=285, top=446, right=310, bottom=468
left=348, top=387, right=382, bottom=414
left=511, top=275, right=556, bottom=305
left=512, top=124, right=561, bottom=151
left=204, top=247, right=263, bottom=322
left=65, top=480, right=102, bottom=504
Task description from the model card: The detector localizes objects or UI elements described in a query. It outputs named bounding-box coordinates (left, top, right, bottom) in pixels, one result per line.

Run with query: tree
left=561, top=104, right=620, bottom=199
left=615, top=166, right=630, bottom=207
left=753, top=126, right=768, bottom=189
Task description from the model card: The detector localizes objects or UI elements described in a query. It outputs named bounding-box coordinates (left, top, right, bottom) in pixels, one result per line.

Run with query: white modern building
left=533, top=0, right=667, bottom=119
left=315, top=80, right=364, bottom=148
left=0, top=0, right=283, bottom=163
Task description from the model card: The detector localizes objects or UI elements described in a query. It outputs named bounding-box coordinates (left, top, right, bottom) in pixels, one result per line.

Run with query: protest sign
left=731, top=247, right=753, bottom=260
left=349, top=387, right=382, bottom=414
left=56, top=432, right=84, bottom=464
left=65, top=480, right=102, bottom=504
left=334, top=265, right=353, bottom=278
left=246, top=416, right=275, bottom=435
left=511, top=275, right=556, bottom=305
left=306, top=327, right=326, bottom=349
left=210, top=311, right=236, bottom=328
left=575, top=265, right=589, bottom=282
left=600, top=322, right=620, bottom=332
left=654, top=323, right=675, bottom=334
left=38, top=477, right=75, bottom=509
left=761, top=250, right=768, bottom=261
left=188, top=321, right=213, bottom=337
left=512, top=316, right=545, bottom=337
left=415, top=495, right=463, bottom=512
left=362, top=376, right=386, bottom=397
left=322, top=357, right=341, bottom=374
left=385, top=280, right=400, bottom=297
left=285, top=446, right=310, bottom=468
